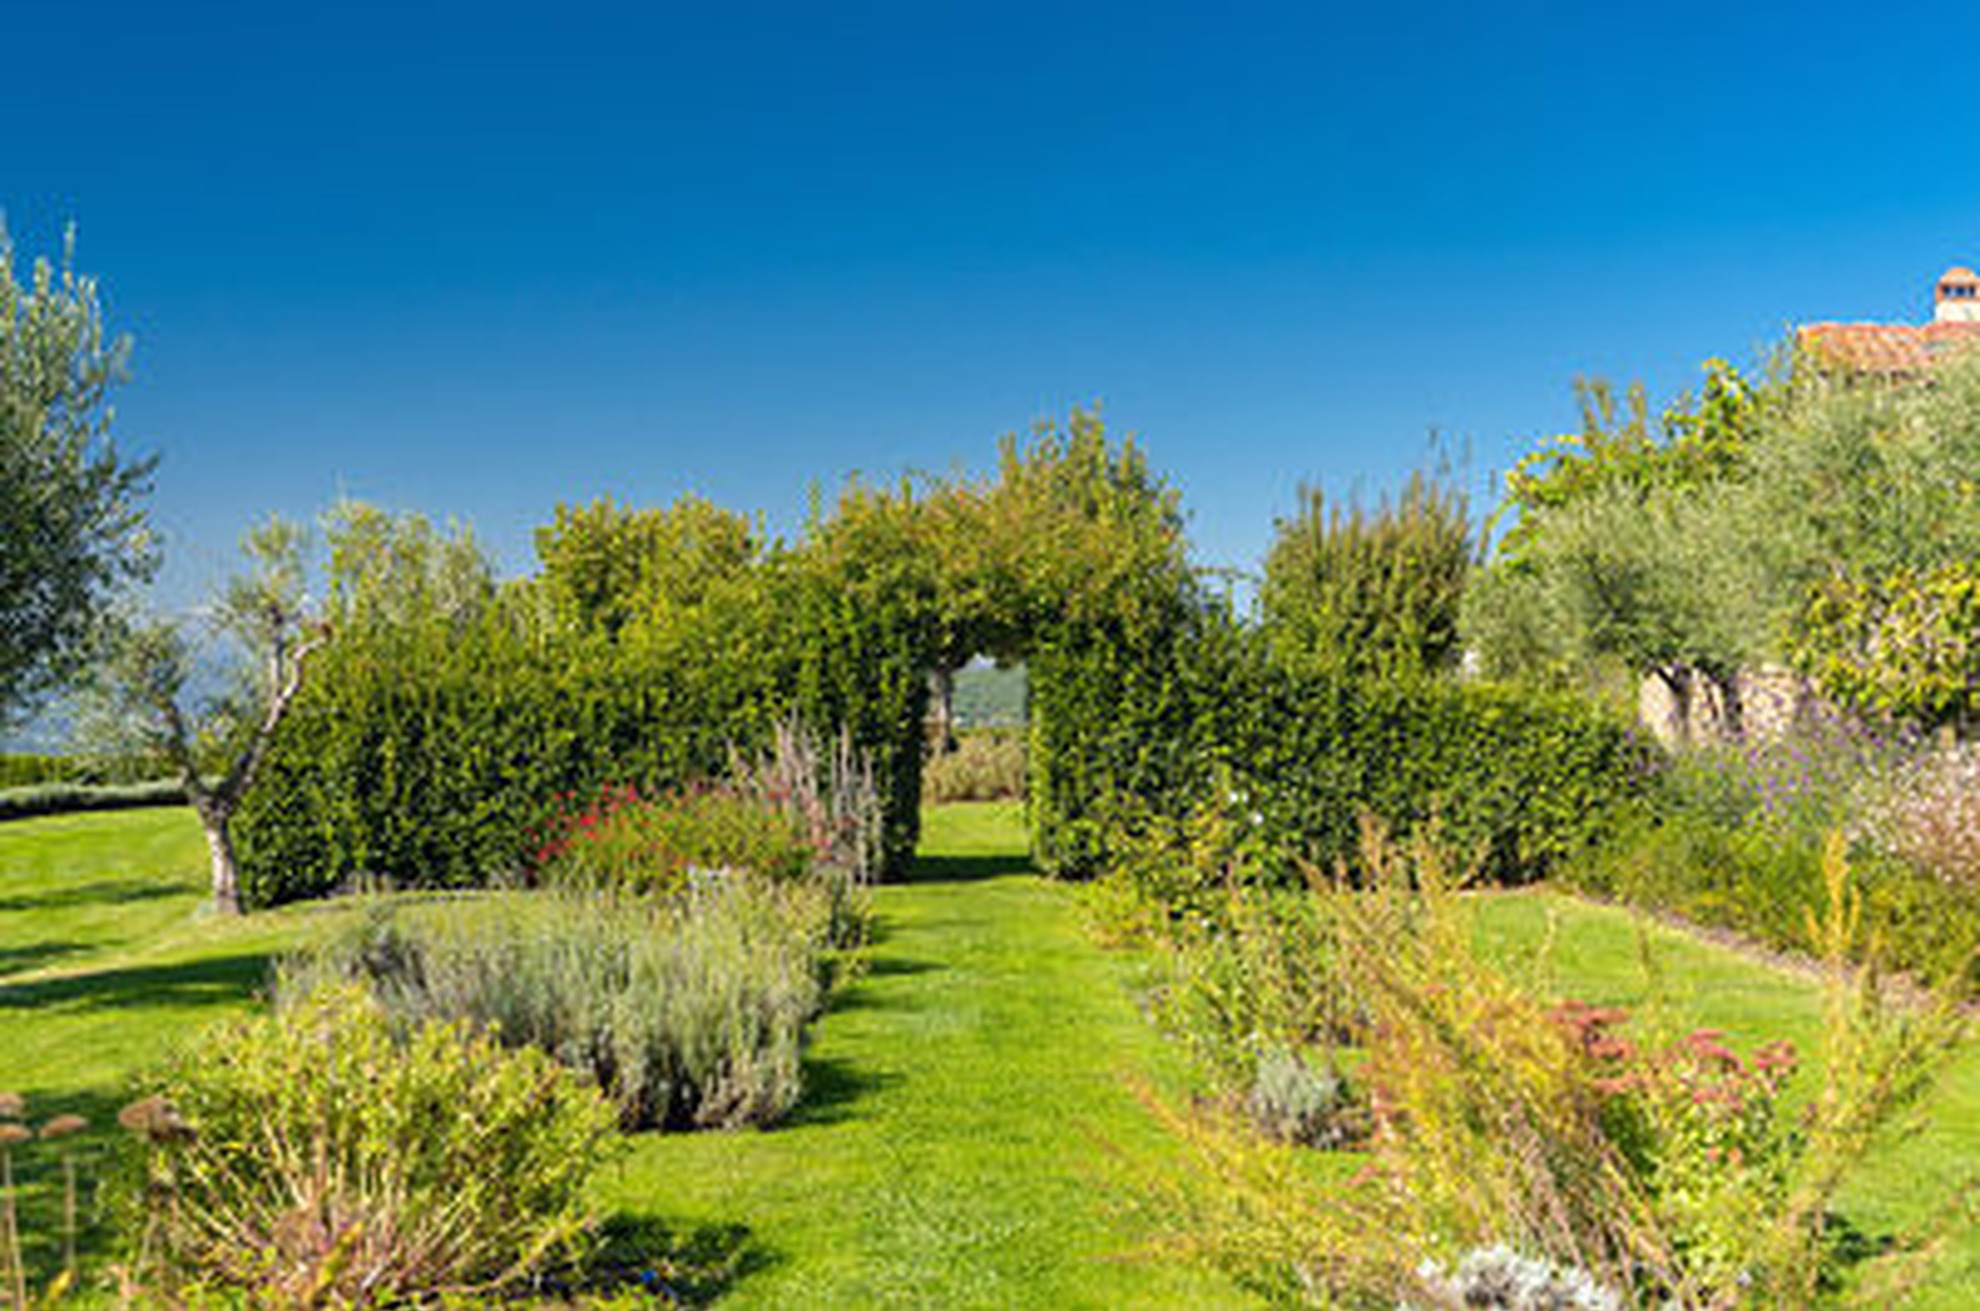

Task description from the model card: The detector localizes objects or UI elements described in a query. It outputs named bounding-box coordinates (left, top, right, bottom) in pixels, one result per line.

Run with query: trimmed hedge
left=1029, top=609, right=1649, bottom=883
left=0, top=779, right=186, bottom=822
left=0, top=752, right=166, bottom=789
left=0, top=753, right=76, bottom=789
left=234, top=569, right=930, bottom=908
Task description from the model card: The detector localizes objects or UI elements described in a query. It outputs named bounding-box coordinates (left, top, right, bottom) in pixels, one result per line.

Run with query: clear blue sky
left=6, top=0, right=1977, bottom=604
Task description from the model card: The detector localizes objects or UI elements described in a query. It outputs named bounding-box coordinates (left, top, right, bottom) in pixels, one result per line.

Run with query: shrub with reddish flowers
left=532, top=783, right=818, bottom=895
left=1554, top=1002, right=1801, bottom=1295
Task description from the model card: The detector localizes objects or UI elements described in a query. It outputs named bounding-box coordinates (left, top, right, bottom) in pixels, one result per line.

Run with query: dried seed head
left=117, top=1095, right=194, bottom=1144
left=39, top=1114, right=88, bottom=1140
left=0, top=1092, right=24, bottom=1119
left=0, top=1124, right=30, bottom=1146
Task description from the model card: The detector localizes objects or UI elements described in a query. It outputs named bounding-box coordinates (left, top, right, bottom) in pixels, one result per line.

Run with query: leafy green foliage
left=0, top=779, right=183, bottom=823
left=1028, top=607, right=1647, bottom=882
left=235, top=499, right=932, bottom=904
left=920, top=409, right=1191, bottom=672
left=535, top=494, right=762, bottom=641
left=1493, top=363, right=1761, bottom=568
left=1260, top=468, right=1473, bottom=680
left=0, top=755, right=75, bottom=790
left=1791, top=562, right=1980, bottom=730
left=0, top=750, right=165, bottom=789
left=1472, top=350, right=1980, bottom=734
left=131, top=984, right=616, bottom=1304
left=1574, top=812, right=1980, bottom=994
left=1466, top=363, right=1770, bottom=703
left=0, top=225, right=155, bottom=725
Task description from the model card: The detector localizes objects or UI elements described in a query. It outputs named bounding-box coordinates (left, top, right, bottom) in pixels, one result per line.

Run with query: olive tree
left=1464, top=362, right=1770, bottom=734
left=0, top=224, right=155, bottom=724
left=88, top=516, right=327, bottom=914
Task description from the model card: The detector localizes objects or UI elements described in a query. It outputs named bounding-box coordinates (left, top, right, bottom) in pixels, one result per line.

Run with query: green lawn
left=3, top=804, right=1976, bottom=1305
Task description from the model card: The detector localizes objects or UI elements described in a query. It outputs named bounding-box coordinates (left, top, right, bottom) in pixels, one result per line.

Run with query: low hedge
left=0, top=779, right=186, bottom=823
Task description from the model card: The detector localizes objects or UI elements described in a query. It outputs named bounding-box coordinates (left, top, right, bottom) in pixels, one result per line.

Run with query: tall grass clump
left=727, top=719, right=883, bottom=884
left=283, top=879, right=843, bottom=1131
left=729, top=719, right=882, bottom=950
left=1141, top=827, right=1973, bottom=1307
left=123, top=985, right=615, bottom=1307
left=923, top=728, right=1027, bottom=803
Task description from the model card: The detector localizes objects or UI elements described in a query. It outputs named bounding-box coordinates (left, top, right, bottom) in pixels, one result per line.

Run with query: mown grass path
left=611, top=802, right=1249, bottom=1307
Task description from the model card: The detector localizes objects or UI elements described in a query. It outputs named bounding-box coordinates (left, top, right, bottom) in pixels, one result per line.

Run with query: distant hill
left=952, top=663, right=1027, bottom=729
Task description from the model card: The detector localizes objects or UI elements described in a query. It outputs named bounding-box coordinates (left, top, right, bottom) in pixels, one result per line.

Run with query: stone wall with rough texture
left=1638, top=664, right=1822, bottom=747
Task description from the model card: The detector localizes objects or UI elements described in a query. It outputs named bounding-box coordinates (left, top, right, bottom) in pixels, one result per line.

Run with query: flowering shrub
left=1658, top=706, right=1918, bottom=841
left=1554, top=1003, right=1801, bottom=1294
left=728, top=719, right=885, bottom=892
left=532, top=782, right=818, bottom=894
left=1869, top=744, right=1980, bottom=890
left=1574, top=710, right=1980, bottom=990
left=1407, top=1245, right=1623, bottom=1311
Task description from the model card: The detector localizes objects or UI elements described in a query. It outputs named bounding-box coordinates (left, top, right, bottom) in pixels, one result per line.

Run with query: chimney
left=1935, top=265, right=1980, bottom=323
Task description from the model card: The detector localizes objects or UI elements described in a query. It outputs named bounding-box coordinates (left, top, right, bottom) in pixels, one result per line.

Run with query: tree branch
left=218, top=625, right=329, bottom=808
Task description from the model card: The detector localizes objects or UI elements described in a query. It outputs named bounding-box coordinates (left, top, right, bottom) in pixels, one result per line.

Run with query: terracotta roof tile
left=1797, top=321, right=1980, bottom=374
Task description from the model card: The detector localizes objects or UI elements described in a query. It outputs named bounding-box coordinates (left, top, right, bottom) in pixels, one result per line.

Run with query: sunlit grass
left=3, top=804, right=1973, bottom=1304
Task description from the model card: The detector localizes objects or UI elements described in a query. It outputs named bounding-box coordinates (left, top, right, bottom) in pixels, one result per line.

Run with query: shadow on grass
left=1823, top=1211, right=1900, bottom=1288
left=0, top=878, right=189, bottom=914
left=0, top=951, right=273, bottom=1013
left=782, top=1053, right=901, bottom=1129
left=826, top=954, right=941, bottom=1016
left=0, top=941, right=91, bottom=980
left=903, top=852, right=1032, bottom=885
left=548, top=1213, right=775, bottom=1308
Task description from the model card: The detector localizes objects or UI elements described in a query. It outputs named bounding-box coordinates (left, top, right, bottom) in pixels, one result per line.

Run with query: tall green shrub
left=1260, top=469, right=1473, bottom=681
